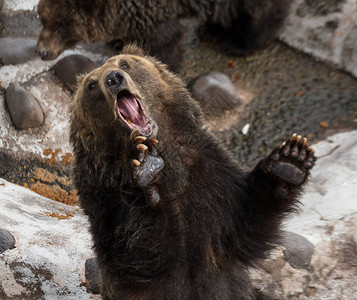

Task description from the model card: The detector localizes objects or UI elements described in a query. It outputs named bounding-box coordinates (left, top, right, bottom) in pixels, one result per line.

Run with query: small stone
left=52, top=55, right=98, bottom=92
left=281, top=231, right=314, bottom=269
left=188, top=72, right=241, bottom=118
left=85, top=258, right=100, bottom=294
left=0, top=37, right=37, bottom=65
left=5, top=83, right=44, bottom=130
left=0, top=228, right=16, bottom=253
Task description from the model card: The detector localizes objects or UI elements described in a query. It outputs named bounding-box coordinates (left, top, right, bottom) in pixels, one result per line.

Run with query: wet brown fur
left=70, top=45, right=313, bottom=299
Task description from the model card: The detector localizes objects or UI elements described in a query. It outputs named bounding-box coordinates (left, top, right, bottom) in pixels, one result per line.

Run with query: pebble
left=280, top=231, right=314, bottom=269
left=187, top=72, right=241, bottom=117
left=52, top=55, right=98, bottom=92
left=85, top=258, right=100, bottom=294
left=0, top=228, right=16, bottom=253
left=5, top=83, right=44, bottom=130
left=0, top=37, right=37, bottom=65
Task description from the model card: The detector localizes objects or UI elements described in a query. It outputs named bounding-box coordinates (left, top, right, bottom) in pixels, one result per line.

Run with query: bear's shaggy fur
left=37, top=0, right=291, bottom=70
left=70, top=45, right=315, bottom=300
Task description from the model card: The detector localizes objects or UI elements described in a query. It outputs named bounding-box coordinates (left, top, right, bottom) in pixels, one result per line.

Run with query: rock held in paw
left=0, top=228, right=16, bottom=253
left=5, top=83, right=44, bottom=130
left=188, top=72, right=240, bottom=117
left=52, top=55, right=98, bottom=92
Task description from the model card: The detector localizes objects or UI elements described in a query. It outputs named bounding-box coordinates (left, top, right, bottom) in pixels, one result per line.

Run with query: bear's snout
left=105, top=71, right=125, bottom=89
left=36, top=48, right=50, bottom=60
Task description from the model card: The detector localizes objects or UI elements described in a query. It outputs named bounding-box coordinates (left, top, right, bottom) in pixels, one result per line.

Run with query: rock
left=52, top=55, right=98, bottom=92
left=187, top=72, right=240, bottom=117
left=0, top=178, right=93, bottom=299
left=85, top=258, right=101, bottom=294
left=280, top=0, right=357, bottom=78
left=0, top=0, right=4, bottom=11
left=280, top=231, right=314, bottom=269
left=0, top=229, right=15, bottom=253
left=341, top=25, right=357, bottom=77
left=0, top=37, right=37, bottom=65
left=5, top=83, right=44, bottom=130
left=250, top=131, right=357, bottom=299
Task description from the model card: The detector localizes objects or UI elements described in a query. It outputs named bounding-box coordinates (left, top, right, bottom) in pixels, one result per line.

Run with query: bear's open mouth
left=116, top=90, right=154, bottom=136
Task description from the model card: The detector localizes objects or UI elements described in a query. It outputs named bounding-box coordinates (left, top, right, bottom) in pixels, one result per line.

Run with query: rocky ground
left=0, top=0, right=356, bottom=299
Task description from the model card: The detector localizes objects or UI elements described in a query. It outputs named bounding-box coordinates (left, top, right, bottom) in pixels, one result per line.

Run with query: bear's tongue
left=116, top=93, right=151, bottom=132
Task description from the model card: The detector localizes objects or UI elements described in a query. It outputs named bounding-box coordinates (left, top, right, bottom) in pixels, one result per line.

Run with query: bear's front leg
left=242, top=134, right=316, bottom=261
left=130, top=129, right=165, bottom=207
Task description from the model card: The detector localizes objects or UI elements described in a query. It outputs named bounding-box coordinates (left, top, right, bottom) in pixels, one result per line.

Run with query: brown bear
left=70, top=45, right=315, bottom=299
left=36, top=0, right=291, bottom=71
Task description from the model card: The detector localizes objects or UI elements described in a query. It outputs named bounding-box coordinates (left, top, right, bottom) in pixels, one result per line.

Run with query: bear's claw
left=130, top=131, right=165, bottom=206
left=263, top=133, right=316, bottom=186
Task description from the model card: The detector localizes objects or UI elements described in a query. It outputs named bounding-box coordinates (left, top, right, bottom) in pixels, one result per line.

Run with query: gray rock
left=281, top=231, right=314, bottom=269
left=52, top=55, right=98, bottom=92
left=85, top=258, right=101, bottom=294
left=5, top=83, right=44, bottom=130
left=0, top=37, right=37, bottom=65
left=0, top=228, right=15, bottom=253
left=188, top=72, right=240, bottom=117
left=296, top=0, right=344, bottom=17
left=280, top=0, right=357, bottom=78
left=0, top=0, right=4, bottom=12
left=342, top=25, right=357, bottom=76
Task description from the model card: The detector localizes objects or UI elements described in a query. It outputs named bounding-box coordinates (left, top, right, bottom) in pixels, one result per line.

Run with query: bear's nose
left=105, top=71, right=125, bottom=88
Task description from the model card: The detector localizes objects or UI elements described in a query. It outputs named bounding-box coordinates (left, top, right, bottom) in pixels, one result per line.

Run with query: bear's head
left=36, top=0, right=107, bottom=60
left=70, top=45, right=203, bottom=153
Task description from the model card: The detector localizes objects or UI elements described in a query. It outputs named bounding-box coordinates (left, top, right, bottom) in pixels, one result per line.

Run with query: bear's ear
left=121, top=43, right=146, bottom=57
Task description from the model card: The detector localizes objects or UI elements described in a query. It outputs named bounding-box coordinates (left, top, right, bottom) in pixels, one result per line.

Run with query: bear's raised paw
left=263, top=134, right=316, bottom=186
left=130, top=129, right=164, bottom=206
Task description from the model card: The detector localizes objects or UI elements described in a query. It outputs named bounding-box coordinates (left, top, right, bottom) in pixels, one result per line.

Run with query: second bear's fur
left=37, top=0, right=291, bottom=70
left=70, top=45, right=315, bottom=299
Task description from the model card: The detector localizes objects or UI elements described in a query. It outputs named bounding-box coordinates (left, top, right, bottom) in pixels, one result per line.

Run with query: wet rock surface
left=250, top=131, right=357, bottom=299
left=0, top=37, right=37, bottom=65
left=181, top=41, right=357, bottom=168
left=52, top=55, right=98, bottom=91
left=188, top=72, right=240, bottom=117
left=281, top=0, right=357, bottom=78
left=281, top=231, right=314, bottom=269
left=85, top=258, right=101, bottom=294
left=0, top=228, right=15, bottom=253
left=0, top=179, right=93, bottom=299
left=5, top=83, right=44, bottom=129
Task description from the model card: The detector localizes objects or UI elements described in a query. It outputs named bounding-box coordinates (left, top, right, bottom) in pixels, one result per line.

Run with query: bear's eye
left=120, top=60, right=129, bottom=69
left=87, top=81, right=97, bottom=91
